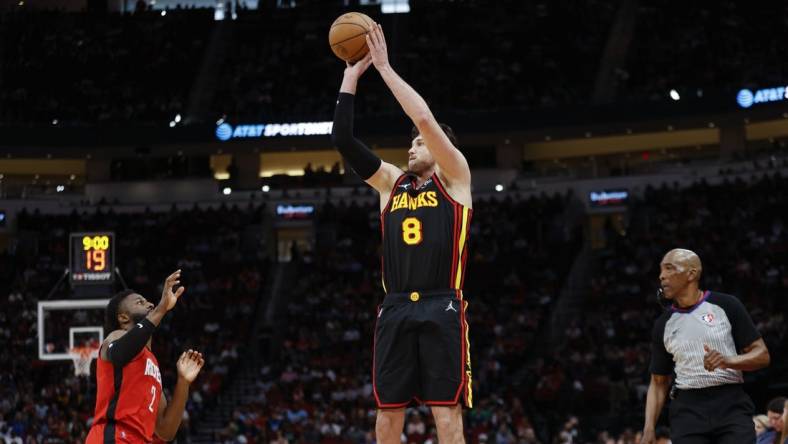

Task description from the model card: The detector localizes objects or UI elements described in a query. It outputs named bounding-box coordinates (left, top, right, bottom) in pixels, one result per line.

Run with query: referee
left=641, top=249, right=770, bottom=444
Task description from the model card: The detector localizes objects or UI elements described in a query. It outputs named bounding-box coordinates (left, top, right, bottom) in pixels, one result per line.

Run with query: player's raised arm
left=155, top=349, right=205, bottom=441
left=332, top=53, right=403, bottom=197
left=366, top=23, right=471, bottom=187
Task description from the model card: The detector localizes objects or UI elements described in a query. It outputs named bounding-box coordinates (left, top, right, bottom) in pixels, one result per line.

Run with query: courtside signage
left=276, top=204, right=315, bottom=220
left=589, top=190, right=629, bottom=207
left=216, top=121, right=333, bottom=141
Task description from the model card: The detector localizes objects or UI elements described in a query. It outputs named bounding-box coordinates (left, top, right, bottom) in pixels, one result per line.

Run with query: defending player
left=331, top=23, right=473, bottom=444
left=86, top=270, right=205, bottom=443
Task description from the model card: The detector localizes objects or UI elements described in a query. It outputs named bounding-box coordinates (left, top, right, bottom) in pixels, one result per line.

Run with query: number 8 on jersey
left=402, top=217, right=423, bottom=245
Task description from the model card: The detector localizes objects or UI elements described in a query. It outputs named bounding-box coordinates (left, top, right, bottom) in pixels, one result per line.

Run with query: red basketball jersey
left=86, top=346, right=162, bottom=443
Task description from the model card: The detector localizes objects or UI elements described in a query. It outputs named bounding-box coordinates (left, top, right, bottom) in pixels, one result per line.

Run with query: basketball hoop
left=69, top=345, right=99, bottom=377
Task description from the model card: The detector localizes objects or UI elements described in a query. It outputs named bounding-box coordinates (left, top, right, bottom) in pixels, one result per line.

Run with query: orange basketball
left=328, top=12, right=374, bottom=63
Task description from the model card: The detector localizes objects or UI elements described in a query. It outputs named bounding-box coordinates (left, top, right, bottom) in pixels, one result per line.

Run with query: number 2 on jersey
left=148, top=385, right=156, bottom=412
left=402, top=217, right=423, bottom=245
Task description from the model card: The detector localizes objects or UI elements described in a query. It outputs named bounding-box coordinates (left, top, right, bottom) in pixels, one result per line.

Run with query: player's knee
left=434, top=414, right=455, bottom=430
left=375, top=414, right=390, bottom=431
left=375, top=411, right=399, bottom=436
left=432, top=406, right=461, bottom=431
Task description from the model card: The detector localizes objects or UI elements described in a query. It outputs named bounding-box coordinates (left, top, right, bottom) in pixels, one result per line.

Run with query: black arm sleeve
left=107, top=318, right=156, bottom=367
left=708, top=292, right=761, bottom=351
left=331, top=92, right=382, bottom=180
left=649, top=312, right=674, bottom=375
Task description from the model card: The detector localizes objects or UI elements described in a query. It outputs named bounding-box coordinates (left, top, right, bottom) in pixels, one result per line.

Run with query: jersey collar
left=671, top=290, right=710, bottom=313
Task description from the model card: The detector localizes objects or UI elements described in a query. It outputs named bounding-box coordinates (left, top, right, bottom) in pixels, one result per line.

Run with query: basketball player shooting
left=332, top=23, right=473, bottom=444
left=86, top=270, right=205, bottom=443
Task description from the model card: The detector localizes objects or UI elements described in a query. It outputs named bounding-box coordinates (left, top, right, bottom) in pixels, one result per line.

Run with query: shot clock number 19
left=69, top=232, right=115, bottom=285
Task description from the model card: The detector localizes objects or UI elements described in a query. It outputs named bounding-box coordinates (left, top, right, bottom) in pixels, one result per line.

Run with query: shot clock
left=69, top=232, right=115, bottom=285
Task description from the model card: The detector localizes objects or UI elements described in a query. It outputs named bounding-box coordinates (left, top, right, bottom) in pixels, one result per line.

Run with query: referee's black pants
left=669, top=383, right=755, bottom=444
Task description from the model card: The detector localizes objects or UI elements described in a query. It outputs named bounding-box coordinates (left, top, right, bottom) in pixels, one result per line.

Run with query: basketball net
left=69, top=345, right=99, bottom=377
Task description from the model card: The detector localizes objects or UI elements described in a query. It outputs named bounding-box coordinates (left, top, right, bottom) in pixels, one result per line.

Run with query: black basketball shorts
left=372, top=290, right=472, bottom=409
left=669, top=383, right=755, bottom=444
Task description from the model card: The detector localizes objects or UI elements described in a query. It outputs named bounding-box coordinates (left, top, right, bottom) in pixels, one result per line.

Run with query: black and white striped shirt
left=649, top=291, right=761, bottom=389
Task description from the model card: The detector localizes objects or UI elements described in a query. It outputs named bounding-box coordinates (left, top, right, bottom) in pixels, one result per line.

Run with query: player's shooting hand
left=176, top=349, right=204, bottom=383
left=344, top=53, right=373, bottom=79
left=157, top=270, right=185, bottom=312
left=366, top=23, right=390, bottom=70
left=703, top=344, right=729, bottom=371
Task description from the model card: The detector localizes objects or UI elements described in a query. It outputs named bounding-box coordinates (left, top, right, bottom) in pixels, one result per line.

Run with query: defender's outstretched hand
left=176, top=349, right=204, bottom=383
left=158, top=270, right=185, bottom=312
left=366, top=23, right=390, bottom=70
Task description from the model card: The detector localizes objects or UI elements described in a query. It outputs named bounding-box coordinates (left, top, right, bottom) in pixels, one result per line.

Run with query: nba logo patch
left=701, top=313, right=714, bottom=324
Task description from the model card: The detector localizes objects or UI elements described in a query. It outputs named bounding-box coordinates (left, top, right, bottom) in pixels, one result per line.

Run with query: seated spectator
left=756, top=414, right=775, bottom=444
left=768, top=397, right=787, bottom=444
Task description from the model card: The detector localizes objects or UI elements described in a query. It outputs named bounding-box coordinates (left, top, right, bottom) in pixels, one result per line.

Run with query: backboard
left=37, top=299, right=109, bottom=361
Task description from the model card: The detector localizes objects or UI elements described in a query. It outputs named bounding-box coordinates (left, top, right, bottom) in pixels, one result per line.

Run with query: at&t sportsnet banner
left=216, top=121, right=333, bottom=141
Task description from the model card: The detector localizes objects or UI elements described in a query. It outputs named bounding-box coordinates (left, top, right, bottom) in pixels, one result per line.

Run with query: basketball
left=328, top=12, right=374, bottom=63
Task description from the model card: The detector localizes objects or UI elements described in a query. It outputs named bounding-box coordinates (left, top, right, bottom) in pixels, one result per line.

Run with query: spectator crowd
left=3, top=1, right=786, bottom=126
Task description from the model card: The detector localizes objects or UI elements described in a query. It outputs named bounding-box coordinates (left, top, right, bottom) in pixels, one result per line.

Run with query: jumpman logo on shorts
left=445, top=301, right=457, bottom=312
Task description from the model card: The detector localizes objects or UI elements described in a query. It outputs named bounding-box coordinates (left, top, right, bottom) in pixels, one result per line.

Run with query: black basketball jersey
left=381, top=173, right=472, bottom=295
